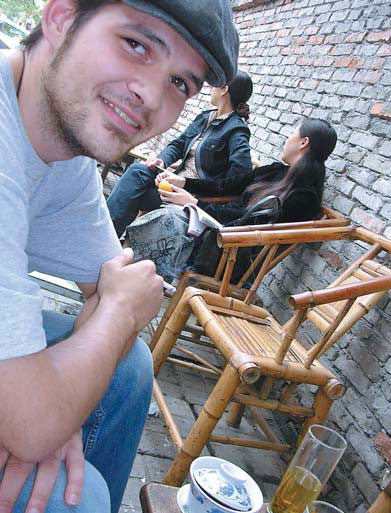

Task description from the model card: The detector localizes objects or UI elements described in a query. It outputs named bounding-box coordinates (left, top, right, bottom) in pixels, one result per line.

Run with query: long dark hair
left=247, top=118, right=337, bottom=209
left=227, top=71, right=253, bottom=122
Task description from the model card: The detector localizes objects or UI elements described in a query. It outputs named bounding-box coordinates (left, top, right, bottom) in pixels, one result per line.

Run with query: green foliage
left=0, top=0, right=43, bottom=24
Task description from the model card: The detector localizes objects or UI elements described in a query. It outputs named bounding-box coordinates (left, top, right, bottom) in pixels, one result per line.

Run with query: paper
left=183, top=203, right=223, bottom=237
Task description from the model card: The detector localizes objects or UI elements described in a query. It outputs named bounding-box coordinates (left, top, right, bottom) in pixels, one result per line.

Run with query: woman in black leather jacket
left=107, top=71, right=254, bottom=236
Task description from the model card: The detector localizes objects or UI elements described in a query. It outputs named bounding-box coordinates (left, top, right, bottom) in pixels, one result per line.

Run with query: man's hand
left=159, top=185, right=197, bottom=206
left=97, top=249, right=163, bottom=340
left=155, top=170, right=185, bottom=189
left=145, top=157, right=165, bottom=170
left=0, top=432, right=84, bottom=513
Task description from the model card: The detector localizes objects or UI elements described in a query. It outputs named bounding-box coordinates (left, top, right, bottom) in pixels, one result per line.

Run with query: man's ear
left=41, top=0, right=78, bottom=49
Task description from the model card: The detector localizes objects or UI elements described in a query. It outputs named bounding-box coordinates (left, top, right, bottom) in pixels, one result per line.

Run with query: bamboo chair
left=152, top=227, right=391, bottom=486
left=149, top=212, right=350, bottom=351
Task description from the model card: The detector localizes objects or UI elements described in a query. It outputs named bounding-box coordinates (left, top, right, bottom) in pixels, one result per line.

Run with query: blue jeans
left=4, top=310, right=153, bottom=513
left=107, top=163, right=162, bottom=237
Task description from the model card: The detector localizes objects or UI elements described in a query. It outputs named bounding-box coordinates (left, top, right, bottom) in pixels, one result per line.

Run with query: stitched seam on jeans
left=84, top=405, right=105, bottom=456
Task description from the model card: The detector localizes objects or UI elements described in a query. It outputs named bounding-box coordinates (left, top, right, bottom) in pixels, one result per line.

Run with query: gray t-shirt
left=0, top=53, right=121, bottom=360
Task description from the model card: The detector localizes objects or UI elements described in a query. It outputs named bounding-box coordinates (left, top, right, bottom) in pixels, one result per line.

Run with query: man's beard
left=40, top=44, right=132, bottom=164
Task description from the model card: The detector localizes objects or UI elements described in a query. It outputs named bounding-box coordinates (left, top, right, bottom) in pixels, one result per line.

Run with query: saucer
left=177, top=483, right=191, bottom=513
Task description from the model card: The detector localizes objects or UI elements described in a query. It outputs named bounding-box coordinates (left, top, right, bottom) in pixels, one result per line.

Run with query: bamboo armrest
left=218, top=225, right=354, bottom=248
left=289, top=275, right=391, bottom=309
left=198, top=195, right=241, bottom=204
left=220, top=218, right=349, bottom=234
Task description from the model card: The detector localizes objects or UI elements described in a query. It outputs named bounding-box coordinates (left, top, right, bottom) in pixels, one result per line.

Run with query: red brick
left=370, top=103, right=391, bottom=121
left=345, top=32, right=366, bottom=43
left=309, top=35, right=325, bottom=45
left=319, top=250, right=343, bottom=269
left=335, top=56, right=363, bottom=68
left=293, top=37, right=306, bottom=46
left=374, top=432, right=391, bottom=465
left=367, top=30, right=391, bottom=43
left=377, top=44, right=391, bottom=57
left=297, top=57, right=314, bottom=66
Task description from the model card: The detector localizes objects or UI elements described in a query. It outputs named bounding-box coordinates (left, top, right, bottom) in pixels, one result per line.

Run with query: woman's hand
left=146, top=157, right=165, bottom=170
left=159, top=185, right=197, bottom=206
left=155, top=170, right=186, bottom=189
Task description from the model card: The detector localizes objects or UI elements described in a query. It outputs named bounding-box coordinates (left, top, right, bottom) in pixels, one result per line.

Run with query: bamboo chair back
left=217, top=222, right=353, bottom=304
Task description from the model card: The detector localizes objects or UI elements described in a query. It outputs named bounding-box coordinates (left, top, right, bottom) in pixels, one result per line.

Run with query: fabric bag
left=125, top=204, right=196, bottom=282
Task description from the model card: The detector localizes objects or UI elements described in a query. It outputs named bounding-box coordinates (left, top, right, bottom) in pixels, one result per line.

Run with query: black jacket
left=158, top=110, right=252, bottom=180
left=187, top=162, right=323, bottom=283
left=185, top=162, right=322, bottom=225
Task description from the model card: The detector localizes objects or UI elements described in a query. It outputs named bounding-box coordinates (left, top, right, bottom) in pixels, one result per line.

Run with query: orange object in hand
left=158, top=180, right=173, bottom=192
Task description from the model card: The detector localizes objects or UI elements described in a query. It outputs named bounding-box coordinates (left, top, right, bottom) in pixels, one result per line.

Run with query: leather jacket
left=157, top=109, right=252, bottom=180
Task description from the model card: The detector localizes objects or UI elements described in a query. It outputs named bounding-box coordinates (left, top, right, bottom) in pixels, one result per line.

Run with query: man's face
left=42, top=3, right=208, bottom=163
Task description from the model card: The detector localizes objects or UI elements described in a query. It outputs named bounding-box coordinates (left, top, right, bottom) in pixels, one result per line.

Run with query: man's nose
left=127, top=71, right=167, bottom=112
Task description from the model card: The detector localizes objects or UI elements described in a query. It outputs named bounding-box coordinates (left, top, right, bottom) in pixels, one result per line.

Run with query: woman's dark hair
left=227, top=71, right=253, bottom=122
left=22, top=1, right=120, bottom=51
left=246, top=118, right=337, bottom=212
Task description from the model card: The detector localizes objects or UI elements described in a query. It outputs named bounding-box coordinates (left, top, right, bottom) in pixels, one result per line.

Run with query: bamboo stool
left=152, top=229, right=391, bottom=486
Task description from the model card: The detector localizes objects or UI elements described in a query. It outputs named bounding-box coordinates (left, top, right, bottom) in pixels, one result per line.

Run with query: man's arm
left=0, top=251, right=163, bottom=462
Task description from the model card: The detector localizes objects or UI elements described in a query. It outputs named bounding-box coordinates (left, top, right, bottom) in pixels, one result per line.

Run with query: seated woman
left=108, top=71, right=254, bottom=237
left=123, top=118, right=337, bottom=283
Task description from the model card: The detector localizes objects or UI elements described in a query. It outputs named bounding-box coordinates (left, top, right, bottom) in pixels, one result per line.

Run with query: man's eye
left=170, top=77, right=188, bottom=95
left=126, top=39, right=146, bottom=55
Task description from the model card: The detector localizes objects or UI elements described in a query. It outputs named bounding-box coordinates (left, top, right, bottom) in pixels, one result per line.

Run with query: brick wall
left=143, top=1, right=391, bottom=508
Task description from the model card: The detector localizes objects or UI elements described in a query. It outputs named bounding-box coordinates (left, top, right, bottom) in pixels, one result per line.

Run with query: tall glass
left=267, top=425, right=347, bottom=513
left=305, top=501, right=345, bottom=513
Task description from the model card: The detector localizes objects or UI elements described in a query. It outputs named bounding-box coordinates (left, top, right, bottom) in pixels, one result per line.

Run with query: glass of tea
left=267, top=425, right=347, bottom=513
left=304, top=501, right=345, bottom=512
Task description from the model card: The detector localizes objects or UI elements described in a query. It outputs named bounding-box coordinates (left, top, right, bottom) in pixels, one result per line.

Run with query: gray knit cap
left=122, top=0, right=239, bottom=86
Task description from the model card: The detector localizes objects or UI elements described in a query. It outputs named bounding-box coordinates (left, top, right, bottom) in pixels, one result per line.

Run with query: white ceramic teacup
left=177, top=456, right=263, bottom=513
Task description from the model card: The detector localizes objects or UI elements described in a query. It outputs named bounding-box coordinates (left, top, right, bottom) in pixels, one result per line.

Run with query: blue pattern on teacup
left=195, top=468, right=251, bottom=511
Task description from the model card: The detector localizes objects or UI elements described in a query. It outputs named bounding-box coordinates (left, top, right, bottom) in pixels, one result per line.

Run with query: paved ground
left=41, top=286, right=289, bottom=513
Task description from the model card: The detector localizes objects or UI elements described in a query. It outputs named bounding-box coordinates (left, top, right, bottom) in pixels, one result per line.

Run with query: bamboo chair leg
left=149, top=273, right=191, bottom=351
left=163, top=364, right=240, bottom=486
left=297, top=383, right=334, bottom=447
left=152, top=295, right=192, bottom=376
left=226, top=402, right=246, bottom=428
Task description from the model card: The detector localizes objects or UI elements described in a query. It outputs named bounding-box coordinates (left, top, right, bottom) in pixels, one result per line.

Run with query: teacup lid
left=194, top=461, right=252, bottom=511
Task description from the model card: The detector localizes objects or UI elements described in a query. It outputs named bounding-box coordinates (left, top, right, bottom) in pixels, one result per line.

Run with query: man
left=0, top=1, right=238, bottom=512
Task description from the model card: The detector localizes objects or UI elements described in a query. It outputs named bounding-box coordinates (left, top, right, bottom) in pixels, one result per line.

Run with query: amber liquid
left=268, top=465, right=322, bottom=513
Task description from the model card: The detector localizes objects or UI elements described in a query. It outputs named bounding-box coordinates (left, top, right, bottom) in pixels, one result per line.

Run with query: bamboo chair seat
left=213, top=310, right=319, bottom=366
